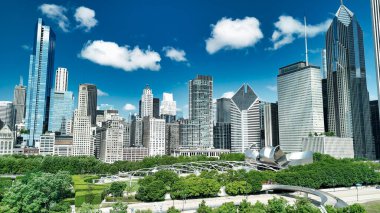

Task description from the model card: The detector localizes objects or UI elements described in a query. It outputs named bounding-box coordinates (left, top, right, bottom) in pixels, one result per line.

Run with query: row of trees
left=0, top=154, right=244, bottom=175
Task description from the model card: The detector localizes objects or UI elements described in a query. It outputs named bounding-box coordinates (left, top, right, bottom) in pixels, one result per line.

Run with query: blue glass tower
left=25, top=18, right=56, bottom=146
left=48, top=90, right=74, bottom=134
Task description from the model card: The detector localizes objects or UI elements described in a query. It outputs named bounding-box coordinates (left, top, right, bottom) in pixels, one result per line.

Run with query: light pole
left=356, top=183, right=362, bottom=201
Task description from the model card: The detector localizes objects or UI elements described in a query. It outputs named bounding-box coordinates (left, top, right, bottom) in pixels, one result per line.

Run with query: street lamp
left=355, top=183, right=362, bottom=201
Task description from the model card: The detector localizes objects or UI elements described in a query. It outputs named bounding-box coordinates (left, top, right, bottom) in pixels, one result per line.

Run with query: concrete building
left=326, top=3, right=375, bottom=159
left=153, top=98, right=160, bottom=119
left=172, top=148, right=230, bottom=158
left=166, top=122, right=180, bottom=155
left=143, top=117, right=166, bottom=156
left=140, top=85, right=154, bottom=118
left=179, top=119, right=200, bottom=148
left=302, top=136, right=354, bottom=159
left=122, top=120, right=131, bottom=147
left=130, top=115, right=143, bottom=147
left=25, top=18, right=55, bottom=147
left=13, top=77, right=26, bottom=125
left=54, top=135, right=73, bottom=156
left=262, top=102, right=279, bottom=147
left=100, top=118, right=124, bottom=163
left=278, top=62, right=325, bottom=153
left=160, top=93, right=176, bottom=123
left=55, top=67, right=68, bottom=92
left=0, top=125, right=14, bottom=155
left=38, top=132, right=55, bottom=156
left=123, top=147, right=149, bottom=161
left=230, top=84, right=261, bottom=153
left=0, top=101, right=14, bottom=130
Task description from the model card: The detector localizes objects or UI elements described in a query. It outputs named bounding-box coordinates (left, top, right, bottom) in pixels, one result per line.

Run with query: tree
left=167, top=206, right=181, bottom=213
left=266, top=197, right=288, bottom=213
left=225, top=181, right=253, bottom=196
left=109, top=181, right=127, bottom=197
left=110, top=201, right=128, bottom=213
left=135, top=179, right=167, bottom=202
left=79, top=203, right=102, bottom=213
left=197, top=200, right=212, bottom=213
left=213, top=202, right=237, bottom=213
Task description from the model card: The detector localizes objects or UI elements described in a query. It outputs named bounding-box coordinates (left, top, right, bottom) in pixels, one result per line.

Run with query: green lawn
left=363, top=200, right=380, bottom=213
left=72, top=175, right=111, bottom=207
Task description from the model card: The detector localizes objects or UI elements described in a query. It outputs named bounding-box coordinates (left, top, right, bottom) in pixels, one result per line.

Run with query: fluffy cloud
left=97, top=89, right=109, bottom=96
left=38, top=4, right=69, bottom=32
left=269, top=16, right=331, bottom=50
left=74, top=6, right=98, bottom=32
left=266, top=85, right=277, bottom=92
left=163, top=46, right=187, bottom=62
left=206, top=17, right=264, bottom=54
left=80, top=40, right=161, bottom=71
left=123, top=103, right=136, bottom=111
left=221, top=91, right=235, bottom=99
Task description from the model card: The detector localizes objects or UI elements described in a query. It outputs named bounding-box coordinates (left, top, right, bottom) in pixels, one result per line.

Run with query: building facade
left=123, top=147, right=148, bottom=161
left=326, top=4, right=375, bottom=159
left=165, top=122, right=180, bottom=155
left=160, top=93, right=176, bottom=123
left=25, top=18, right=55, bottom=147
left=13, top=78, right=26, bottom=125
left=262, top=102, right=279, bottom=147
left=0, top=101, right=14, bottom=130
left=48, top=91, right=74, bottom=134
left=100, top=118, right=124, bottom=163
left=38, top=132, right=55, bottom=156
left=302, top=136, right=354, bottom=159
left=371, top=0, right=380, bottom=119
left=55, top=67, right=68, bottom=92
left=130, top=115, right=143, bottom=147
left=140, top=85, right=153, bottom=118
left=0, top=125, right=14, bottom=155
left=142, top=117, right=166, bottom=156
left=54, top=135, right=73, bottom=156
left=370, top=100, right=380, bottom=159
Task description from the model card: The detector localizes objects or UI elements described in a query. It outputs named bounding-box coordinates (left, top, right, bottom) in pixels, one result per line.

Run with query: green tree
left=109, top=181, right=127, bottom=197
left=79, top=203, right=101, bottom=213
left=167, top=206, right=181, bottom=213
left=266, top=197, right=288, bottom=213
left=110, top=201, right=128, bottom=213
left=213, top=202, right=237, bottom=213
left=135, top=179, right=167, bottom=202
left=225, top=181, right=253, bottom=196
left=197, top=200, right=212, bottom=213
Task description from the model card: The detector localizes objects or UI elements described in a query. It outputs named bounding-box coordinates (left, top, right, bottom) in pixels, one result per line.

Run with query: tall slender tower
left=55, top=67, right=68, bottom=92
left=141, top=85, right=153, bottom=117
left=326, top=3, right=375, bottom=159
left=25, top=18, right=55, bottom=147
left=13, top=77, right=27, bottom=125
left=371, top=0, right=380, bottom=121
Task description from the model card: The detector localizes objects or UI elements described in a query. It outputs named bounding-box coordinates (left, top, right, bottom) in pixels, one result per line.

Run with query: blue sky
left=0, top=0, right=377, bottom=118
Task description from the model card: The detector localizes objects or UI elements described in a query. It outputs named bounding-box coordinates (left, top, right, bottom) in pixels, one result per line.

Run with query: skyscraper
left=99, top=115, right=124, bottom=163
left=78, top=84, right=97, bottom=126
left=13, top=77, right=26, bottom=125
left=370, top=100, right=380, bottom=159
left=143, top=117, right=166, bottom=156
left=371, top=0, right=380, bottom=116
left=188, top=75, right=213, bottom=148
left=160, top=93, right=176, bottom=123
left=0, top=101, right=14, bottom=130
left=141, top=85, right=153, bottom=117
left=214, top=98, right=231, bottom=150
left=48, top=91, right=74, bottom=134
left=55, top=67, right=68, bottom=92
left=230, top=84, right=261, bottom=152
left=262, top=102, right=279, bottom=147
left=25, top=18, right=56, bottom=146
left=278, top=62, right=325, bottom=153
left=153, top=98, right=160, bottom=118
left=326, top=3, right=375, bottom=159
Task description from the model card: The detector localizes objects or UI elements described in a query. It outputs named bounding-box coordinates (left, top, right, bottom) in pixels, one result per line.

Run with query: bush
left=167, top=206, right=181, bottom=213
left=171, top=176, right=221, bottom=199
left=225, top=181, right=253, bottom=196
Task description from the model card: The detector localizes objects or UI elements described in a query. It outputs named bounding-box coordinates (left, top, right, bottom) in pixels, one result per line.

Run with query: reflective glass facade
left=48, top=91, right=74, bottom=134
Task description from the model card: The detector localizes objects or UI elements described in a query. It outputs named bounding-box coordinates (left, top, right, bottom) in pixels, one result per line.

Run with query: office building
left=278, top=62, right=325, bottom=153
left=153, top=98, right=160, bottom=118
left=302, top=136, right=354, bottom=159
left=123, top=147, right=148, bottom=161
left=0, top=101, right=14, bottom=130
left=0, top=125, right=14, bottom=155
left=122, top=120, right=131, bottom=147
left=100, top=117, right=124, bottom=163
left=160, top=93, right=176, bottom=123
left=140, top=85, right=153, bottom=117
left=130, top=115, right=143, bottom=147
left=73, top=84, right=95, bottom=156
left=143, top=117, right=166, bottom=156
left=371, top=0, right=380, bottom=118
left=54, top=135, right=73, bottom=156
left=326, top=3, right=375, bottom=159
left=48, top=91, right=74, bottom=134
left=370, top=100, right=380, bottom=159
left=13, top=77, right=26, bottom=125
left=172, top=148, right=230, bottom=158
left=230, top=84, right=261, bottom=153
left=38, top=132, right=55, bottom=156
left=25, top=18, right=55, bottom=146
left=213, top=98, right=231, bottom=150
left=188, top=75, right=213, bottom=148
left=179, top=119, right=201, bottom=148
left=262, top=102, right=279, bottom=147
left=55, top=67, right=68, bottom=92
left=166, top=122, right=180, bottom=155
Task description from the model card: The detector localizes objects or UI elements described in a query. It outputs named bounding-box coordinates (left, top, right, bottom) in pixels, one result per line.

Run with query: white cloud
left=38, top=4, right=69, bottom=32
left=74, top=6, right=98, bottom=32
left=21, top=45, right=32, bottom=51
left=269, top=16, right=332, bottom=50
left=206, top=17, right=264, bottom=54
left=163, top=46, right=187, bottom=62
left=266, top=85, right=277, bottom=92
left=80, top=40, right=161, bottom=72
left=221, top=91, right=234, bottom=99
left=97, top=89, right=109, bottom=96
left=123, top=103, right=136, bottom=111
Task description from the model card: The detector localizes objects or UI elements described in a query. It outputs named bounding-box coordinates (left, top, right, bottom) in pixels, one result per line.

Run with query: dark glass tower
left=370, top=100, right=380, bottom=159
left=326, top=3, right=375, bottom=159
left=25, top=18, right=55, bottom=146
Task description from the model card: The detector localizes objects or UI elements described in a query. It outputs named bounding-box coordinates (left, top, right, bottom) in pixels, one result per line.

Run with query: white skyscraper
left=278, top=62, right=325, bottom=153
left=160, top=93, right=176, bottom=116
left=55, top=67, right=68, bottom=92
left=73, top=84, right=95, bottom=156
left=230, top=84, right=261, bottom=153
left=143, top=117, right=166, bottom=156
left=100, top=116, right=124, bottom=163
left=141, top=85, right=153, bottom=117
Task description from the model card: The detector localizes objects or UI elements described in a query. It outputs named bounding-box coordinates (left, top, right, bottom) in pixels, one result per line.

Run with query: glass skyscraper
left=48, top=91, right=74, bottom=134
left=25, top=18, right=56, bottom=147
left=326, top=3, right=375, bottom=159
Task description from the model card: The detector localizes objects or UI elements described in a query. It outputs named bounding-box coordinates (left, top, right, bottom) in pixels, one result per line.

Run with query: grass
left=72, top=175, right=111, bottom=207
left=363, top=200, right=380, bottom=213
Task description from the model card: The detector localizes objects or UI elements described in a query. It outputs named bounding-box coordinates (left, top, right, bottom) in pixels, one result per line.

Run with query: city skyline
left=0, top=0, right=378, bottom=119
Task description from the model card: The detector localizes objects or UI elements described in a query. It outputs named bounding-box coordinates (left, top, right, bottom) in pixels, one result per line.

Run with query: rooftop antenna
left=304, top=16, right=309, bottom=66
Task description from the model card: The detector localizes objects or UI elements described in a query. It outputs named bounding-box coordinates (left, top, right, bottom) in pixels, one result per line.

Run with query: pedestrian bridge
left=262, top=184, right=348, bottom=210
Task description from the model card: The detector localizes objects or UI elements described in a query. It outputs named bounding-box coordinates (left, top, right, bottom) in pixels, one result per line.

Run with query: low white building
left=54, top=135, right=73, bottom=157
left=0, top=125, right=14, bottom=155
left=302, top=136, right=354, bottom=159
left=39, top=132, right=55, bottom=156
left=172, top=148, right=230, bottom=158
left=123, top=147, right=149, bottom=161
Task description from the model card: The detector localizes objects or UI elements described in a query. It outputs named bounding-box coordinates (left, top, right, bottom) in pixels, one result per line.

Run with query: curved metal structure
left=119, top=160, right=282, bottom=177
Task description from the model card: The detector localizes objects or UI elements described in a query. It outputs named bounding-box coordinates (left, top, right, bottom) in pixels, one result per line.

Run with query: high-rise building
left=0, top=101, right=14, bottom=130
left=0, top=125, right=14, bottom=155
left=160, top=93, right=176, bottom=123
left=55, top=67, right=68, bottom=92
left=165, top=122, right=180, bottom=154
left=140, top=85, right=153, bottom=118
left=371, top=0, right=380, bottom=117
left=179, top=119, right=201, bottom=148
left=370, top=100, right=380, bottom=159
left=48, top=91, right=74, bottom=134
left=13, top=77, right=26, bottom=125
left=213, top=98, right=231, bottom=150
left=322, top=78, right=328, bottom=132
left=278, top=62, right=325, bottom=153
left=143, top=117, right=166, bottom=156
left=153, top=98, right=160, bottom=118
left=188, top=75, right=213, bottom=148
left=73, top=84, right=95, bottom=156
left=99, top=117, right=124, bottom=163
left=262, top=102, right=279, bottom=147
left=25, top=18, right=55, bottom=147
left=122, top=120, right=130, bottom=147
left=130, top=115, right=143, bottom=147
left=230, top=84, right=261, bottom=153
left=326, top=3, right=375, bottom=159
